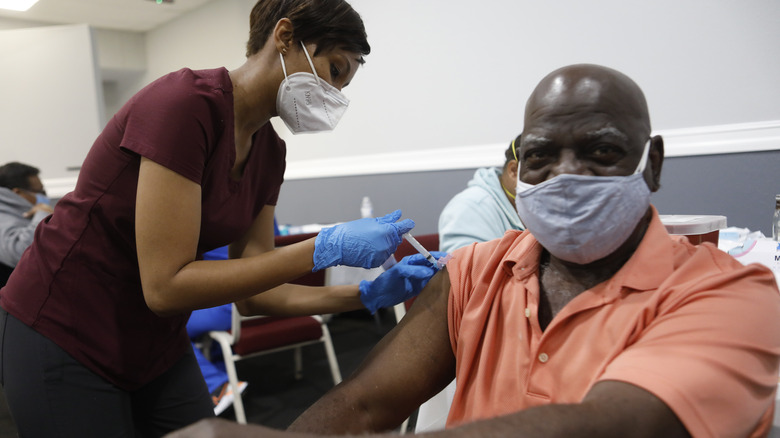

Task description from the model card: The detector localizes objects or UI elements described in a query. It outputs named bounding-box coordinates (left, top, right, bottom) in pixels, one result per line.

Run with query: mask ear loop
left=279, top=51, right=289, bottom=80
left=514, top=137, right=536, bottom=194
left=502, top=138, right=519, bottom=199
left=298, top=40, right=321, bottom=80
left=633, top=138, right=651, bottom=175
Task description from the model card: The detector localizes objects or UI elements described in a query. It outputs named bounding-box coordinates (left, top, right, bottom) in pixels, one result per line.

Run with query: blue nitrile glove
left=313, top=210, right=415, bottom=271
left=359, top=251, right=448, bottom=314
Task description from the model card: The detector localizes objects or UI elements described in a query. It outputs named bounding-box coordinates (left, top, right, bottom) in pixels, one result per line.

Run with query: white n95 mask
left=515, top=139, right=652, bottom=265
left=276, top=41, right=349, bottom=134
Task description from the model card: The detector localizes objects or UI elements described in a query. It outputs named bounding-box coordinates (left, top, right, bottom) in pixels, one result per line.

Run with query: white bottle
left=360, top=196, right=373, bottom=219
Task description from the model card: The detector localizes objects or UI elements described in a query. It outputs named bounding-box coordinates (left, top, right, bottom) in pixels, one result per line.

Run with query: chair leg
left=399, top=418, right=409, bottom=435
left=294, top=347, right=303, bottom=380
left=210, top=332, right=247, bottom=425
left=320, top=323, right=342, bottom=385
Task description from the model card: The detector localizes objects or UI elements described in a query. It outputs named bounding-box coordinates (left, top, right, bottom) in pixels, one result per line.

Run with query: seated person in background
left=438, top=134, right=524, bottom=253
left=0, top=162, right=53, bottom=286
left=168, top=64, right=780, bottom=438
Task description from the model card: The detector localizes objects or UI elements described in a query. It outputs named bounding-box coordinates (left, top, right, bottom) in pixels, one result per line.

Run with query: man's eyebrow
left=584, top=127, right=629, bottom=142
left=521, top=133, right=552, bottom=146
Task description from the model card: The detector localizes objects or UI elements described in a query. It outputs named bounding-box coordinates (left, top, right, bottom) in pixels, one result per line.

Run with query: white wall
left=0, top=24, right=103, bottom=188
left=138, top=0, right=780, bottom=173
left=93, top=28, right=146, bottom=121
left=2, top=1, right=779, bottom=186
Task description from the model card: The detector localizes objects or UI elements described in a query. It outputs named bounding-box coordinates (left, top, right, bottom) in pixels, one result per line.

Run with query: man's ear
left=506, top=159, right=518, bottom=180
left=647, top=135, right=664, bottom=192
left=501, top=159, right=519, bottom=193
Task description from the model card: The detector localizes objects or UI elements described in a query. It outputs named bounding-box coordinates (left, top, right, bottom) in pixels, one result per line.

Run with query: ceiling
left=0, top=0, right=216, bottom=32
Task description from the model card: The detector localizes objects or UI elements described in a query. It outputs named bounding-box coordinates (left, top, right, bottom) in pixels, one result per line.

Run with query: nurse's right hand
left=312, top=210, right=415, bottom=271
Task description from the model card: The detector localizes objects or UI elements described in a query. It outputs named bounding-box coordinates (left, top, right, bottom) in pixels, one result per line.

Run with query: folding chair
left=207, top=307, right=342, bottom=424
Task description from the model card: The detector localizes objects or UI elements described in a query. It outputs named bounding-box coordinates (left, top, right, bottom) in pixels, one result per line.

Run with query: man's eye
left=592, top=145, right=616, bottom=155
left=330, top=64, right=340, bottom=79
left=523, top=150, right=553, bottom=168
left=589, top=145, right=624, bottom=162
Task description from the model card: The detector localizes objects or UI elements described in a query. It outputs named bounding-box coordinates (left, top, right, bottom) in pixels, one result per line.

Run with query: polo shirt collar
left=504, top=206, right=675, bottom=293
left=611, top=206, right=675, bottom=292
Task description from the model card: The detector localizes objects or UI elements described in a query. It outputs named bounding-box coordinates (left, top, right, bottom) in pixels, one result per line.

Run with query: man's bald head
left=518, top=64, right=663, bottom=191
left=526, top=64, right=650, bottom=136
left=525, top=64, right=651, bottom=138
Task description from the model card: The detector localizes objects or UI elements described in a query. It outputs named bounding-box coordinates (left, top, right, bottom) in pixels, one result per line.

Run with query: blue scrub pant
left=186, top=304, right=232, bottom=393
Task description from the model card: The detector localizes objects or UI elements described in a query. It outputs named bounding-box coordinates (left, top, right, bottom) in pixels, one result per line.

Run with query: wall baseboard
left=44, top=119, right=780, bottom=196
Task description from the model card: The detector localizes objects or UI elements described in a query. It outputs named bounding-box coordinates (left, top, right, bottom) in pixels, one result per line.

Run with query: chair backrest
left=0, top=263, right=13, bottom=288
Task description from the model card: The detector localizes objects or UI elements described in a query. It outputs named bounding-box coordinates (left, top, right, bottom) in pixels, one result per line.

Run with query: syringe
left=402, top=233, right=438, bottom=266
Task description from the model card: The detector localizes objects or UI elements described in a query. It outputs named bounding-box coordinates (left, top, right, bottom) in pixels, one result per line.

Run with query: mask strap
left=279, top=52, right=289, bottom=79
left=299, top=40, right=321, bottom=80
left=502, top=183, right=516, bottom=200
left=511, top=138, right=518, bottom=161
left=633, top=138, right=651, bottom=175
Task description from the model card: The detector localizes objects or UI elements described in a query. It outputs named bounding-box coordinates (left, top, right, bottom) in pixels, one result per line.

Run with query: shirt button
left=525, top=308, right=531, bottom=318
left=538, top=353, right=549, bottom=363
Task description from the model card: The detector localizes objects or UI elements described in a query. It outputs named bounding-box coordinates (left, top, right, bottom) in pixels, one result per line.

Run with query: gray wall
left=651, top=150, right=780, bottom=236
left=276, top=150, right=780, bottom=238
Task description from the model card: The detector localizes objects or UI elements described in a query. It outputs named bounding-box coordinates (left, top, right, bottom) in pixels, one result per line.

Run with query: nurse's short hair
left=245, top=0, right=370, bottom=62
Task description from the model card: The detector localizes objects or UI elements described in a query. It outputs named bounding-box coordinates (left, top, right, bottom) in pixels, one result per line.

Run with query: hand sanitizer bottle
left=361, top=196, right=373, bottom=219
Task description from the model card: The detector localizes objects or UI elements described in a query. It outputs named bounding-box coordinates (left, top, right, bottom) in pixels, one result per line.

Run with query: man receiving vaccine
left=174, top=63, right=780, bottom=438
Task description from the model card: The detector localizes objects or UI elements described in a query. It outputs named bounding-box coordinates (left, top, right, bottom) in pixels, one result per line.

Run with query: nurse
left=0, top=0, right=431, bottom=436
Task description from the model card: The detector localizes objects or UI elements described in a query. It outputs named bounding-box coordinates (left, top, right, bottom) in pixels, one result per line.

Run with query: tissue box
left=660, top=215, right=727, bottom=245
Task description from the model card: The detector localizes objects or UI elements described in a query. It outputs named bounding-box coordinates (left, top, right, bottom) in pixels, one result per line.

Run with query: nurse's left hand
left=359, top=252, right=447, bottom=314
left=313, top=210, right=414, bottom=271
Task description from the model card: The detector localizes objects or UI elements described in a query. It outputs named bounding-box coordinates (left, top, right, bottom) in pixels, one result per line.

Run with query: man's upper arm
left=289, top=268, right=455, bottom=434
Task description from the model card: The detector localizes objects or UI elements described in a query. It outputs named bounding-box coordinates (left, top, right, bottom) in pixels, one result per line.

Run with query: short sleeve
left=117, top=69, right=227, bottom=184
left=599, top=261, right=780, bottom=437
left=447, top=244, right=479, bottom=352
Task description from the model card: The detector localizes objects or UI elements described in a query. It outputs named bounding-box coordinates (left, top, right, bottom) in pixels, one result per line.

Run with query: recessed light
left=0, top=0, right=39, bottom=12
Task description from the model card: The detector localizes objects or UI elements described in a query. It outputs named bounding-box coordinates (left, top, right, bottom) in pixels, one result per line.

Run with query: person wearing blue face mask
left=0, top=1, right=441, bottom=436
left=0, top=161, right=53, bottom=285
left=171, top=64, right=780, bottom=438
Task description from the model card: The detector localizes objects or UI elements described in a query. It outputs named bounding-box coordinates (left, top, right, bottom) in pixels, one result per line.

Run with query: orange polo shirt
left=447, top=208, right=780, bottom=437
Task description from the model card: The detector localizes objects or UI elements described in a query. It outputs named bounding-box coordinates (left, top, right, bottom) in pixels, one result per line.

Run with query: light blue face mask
left=515, top=139, right=652, bottom=265
left=35, top=192, right=51, bottom=205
